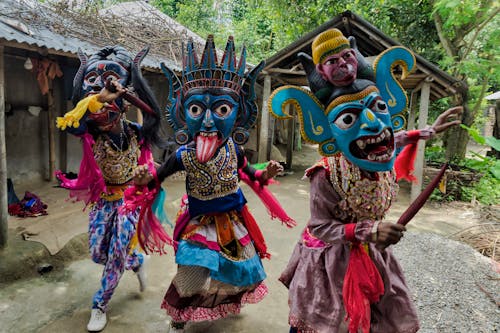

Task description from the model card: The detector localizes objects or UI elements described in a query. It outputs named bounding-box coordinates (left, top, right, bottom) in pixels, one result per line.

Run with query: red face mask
left=87, top=103, right=122, bottom=131
left=316, top=49, right=358, bottom=87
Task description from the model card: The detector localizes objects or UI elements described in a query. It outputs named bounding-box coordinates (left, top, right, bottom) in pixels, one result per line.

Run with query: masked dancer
left=132, top=35, right=295, bottom=333
left=56, top=46, right=163, bottom=332
left=270, top=29, right=461, bottom=333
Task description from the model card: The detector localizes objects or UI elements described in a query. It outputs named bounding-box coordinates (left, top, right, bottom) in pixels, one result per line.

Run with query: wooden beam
left=0, top=44, right=7, bottom=248
left=411, top=81, right=431, bottom=201
left=407, top=90, right=417, bottom=130
left=258, top=74, right=271, bottom=163
left=266, top=68, right=306, bottom=76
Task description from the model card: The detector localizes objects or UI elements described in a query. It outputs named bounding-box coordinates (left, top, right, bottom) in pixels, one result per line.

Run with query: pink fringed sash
left=121, top=144, right=173, bottom=254
left=238, top=170, right=296, bottom=228
left=172, top=194, right=190, bottom=251
left=55, top=133, right=106, bottom=208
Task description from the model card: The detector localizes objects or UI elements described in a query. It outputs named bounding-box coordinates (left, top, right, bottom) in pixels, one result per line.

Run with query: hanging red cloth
left=394, top=130, right=421, bottom=183
left=31, top=58, right=63, bottom=95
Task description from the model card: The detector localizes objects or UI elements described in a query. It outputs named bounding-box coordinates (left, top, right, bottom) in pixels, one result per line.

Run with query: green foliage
left=427, top=126, right=500, bottom=204
left=425, top=145, right=447, bottom=163
left=151, top=0, right=180, bottom=17
left=461, top=124, right=500, bottom=153
left=461, top=172, right=500, bottom=205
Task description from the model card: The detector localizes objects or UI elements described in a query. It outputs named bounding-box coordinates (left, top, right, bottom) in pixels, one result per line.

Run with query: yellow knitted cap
left=312, top=29, right=350, bottom=65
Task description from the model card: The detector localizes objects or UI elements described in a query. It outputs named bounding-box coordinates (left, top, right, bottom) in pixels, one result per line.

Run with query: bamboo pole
left=285, top=104, right=295, bottom=170
left=0, top=44, right=8, bottom=248
left=258, top=74, right=271, bottom=163
left=47, top=79, right=56, bottom=181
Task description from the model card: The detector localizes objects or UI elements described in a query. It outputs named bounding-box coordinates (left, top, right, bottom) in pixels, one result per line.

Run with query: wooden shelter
left=257, top=11, right=467, bottom=199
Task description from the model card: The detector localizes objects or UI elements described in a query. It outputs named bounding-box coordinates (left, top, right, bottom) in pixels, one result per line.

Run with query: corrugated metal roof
left=0, top=0, right=204, bottom=71
left=485, top=91, right=500, bottom=100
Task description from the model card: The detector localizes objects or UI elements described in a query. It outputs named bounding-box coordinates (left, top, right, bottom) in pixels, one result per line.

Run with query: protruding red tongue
left=196, top=134, right=219, bottom=163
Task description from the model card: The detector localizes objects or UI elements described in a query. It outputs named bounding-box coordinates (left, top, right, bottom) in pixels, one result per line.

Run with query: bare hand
left=262, top=160, right=284, bottom=180
left=432, top=106, right=463, bottom=134
left=97, top=79, right=126, bottom=104
left=376, top=222, right=406, bottom=249
left=133, top=165, right=153, bottom=186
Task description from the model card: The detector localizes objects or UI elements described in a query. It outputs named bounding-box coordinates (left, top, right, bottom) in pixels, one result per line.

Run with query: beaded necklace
left=326, top=154, right=397, bottom=221
left=93, top=123, right=140, bottom=185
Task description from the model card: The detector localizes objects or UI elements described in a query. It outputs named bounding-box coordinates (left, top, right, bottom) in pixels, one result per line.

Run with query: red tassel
left=238, top=169, right=296, bottom=228
left=343, top=244, right=384, bottom=333
left=395, top=130, right=421, bottom=183
left=120, top=144, right=173, bottom=254
left=240, top=205, right=270, bottom=259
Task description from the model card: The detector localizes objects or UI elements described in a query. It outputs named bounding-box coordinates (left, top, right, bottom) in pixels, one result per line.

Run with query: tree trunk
left=443, top=92, right=471, bottom=161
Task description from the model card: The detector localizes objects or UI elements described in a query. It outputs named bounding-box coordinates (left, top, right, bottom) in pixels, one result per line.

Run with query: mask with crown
left=161, top=35, right=265, bottom=163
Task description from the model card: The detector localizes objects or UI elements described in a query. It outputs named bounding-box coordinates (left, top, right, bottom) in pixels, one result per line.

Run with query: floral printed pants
left=88, top=198, right=143, bottom=312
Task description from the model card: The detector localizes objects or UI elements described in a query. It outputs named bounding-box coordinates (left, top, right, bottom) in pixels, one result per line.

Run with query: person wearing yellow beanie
left=312, top=28, right=358, bottom=87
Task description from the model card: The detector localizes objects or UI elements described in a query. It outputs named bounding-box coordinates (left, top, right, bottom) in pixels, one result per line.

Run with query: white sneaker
left=87, top=308, right=107, bottom=332
left=136, top=254, right=150, bottom=292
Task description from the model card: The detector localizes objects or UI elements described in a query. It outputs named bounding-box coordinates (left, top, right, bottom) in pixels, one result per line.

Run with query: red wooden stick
left=397, top=163, right=448, bottom=226
left=105, top=78, right=154, bottom=115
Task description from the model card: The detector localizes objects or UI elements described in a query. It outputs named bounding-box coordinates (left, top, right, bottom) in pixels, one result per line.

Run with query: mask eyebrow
left=363, top=93, right=378, bottom=106
left=331, top=103, right=363, bottom=121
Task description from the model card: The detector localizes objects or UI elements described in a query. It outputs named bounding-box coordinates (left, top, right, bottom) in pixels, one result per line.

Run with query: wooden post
left=258, top=74, right=271, bottom=163
left=407, top=91, right=417, bottom=130
left=59, top=99, right=72, bottom=173
left=0, top=44, right=8, bottom=248
left=411, top=81, right=431, bottom=201
left=47, top=79, right=56, bottom=181
left=285, top=104, right=295, bottom=170
left=267, top=111, right=275, bottom=160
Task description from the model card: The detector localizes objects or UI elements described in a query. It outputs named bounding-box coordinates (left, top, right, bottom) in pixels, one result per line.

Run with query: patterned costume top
left=158, top=138, right=250, bottom=219
left=94, top=127, right=140, bottom=185
left=306, top=155, right=397, bottom=222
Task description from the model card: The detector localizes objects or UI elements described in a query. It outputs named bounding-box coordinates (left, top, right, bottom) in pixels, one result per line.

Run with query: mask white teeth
left=357, top=139, right=366, bottom=149
left=368, top=153, right=376, bottom=161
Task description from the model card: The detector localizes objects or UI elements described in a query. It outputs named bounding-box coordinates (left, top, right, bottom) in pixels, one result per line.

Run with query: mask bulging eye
left=334, top=113, right=358, bottom=129
left=374, top=100, right=388, bottom=113
left=214, top=103, right=232, bottom=117
left=188, top=104, right=203, bottom=117
left=85, top=73, right=98, bottom=84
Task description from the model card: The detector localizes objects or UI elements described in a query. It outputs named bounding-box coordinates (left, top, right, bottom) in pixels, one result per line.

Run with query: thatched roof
left=0, top=0, right=206, bottom=71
